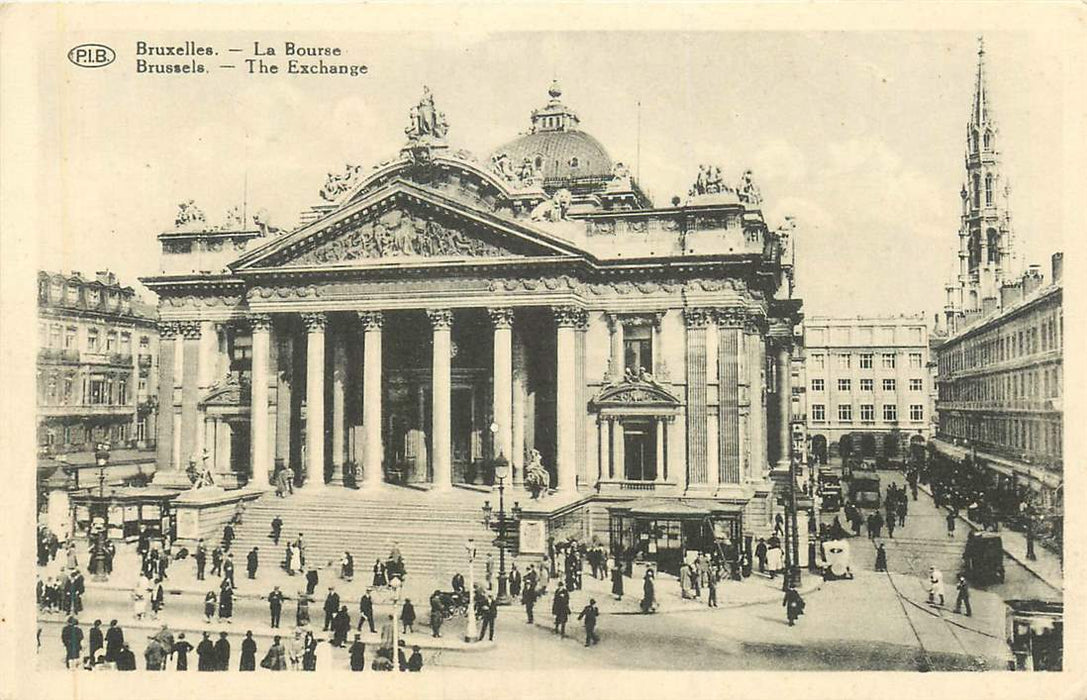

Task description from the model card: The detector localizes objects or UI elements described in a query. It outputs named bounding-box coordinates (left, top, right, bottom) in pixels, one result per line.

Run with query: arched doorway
left=839, top=434, right=853, bottom=460
left=811, top=434, right=828, bottom=464
left=860, top=433, right=877, bottom=458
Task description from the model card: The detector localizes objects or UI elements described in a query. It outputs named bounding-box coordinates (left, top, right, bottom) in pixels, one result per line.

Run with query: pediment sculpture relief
left=291, top=208, right=513, bottom=265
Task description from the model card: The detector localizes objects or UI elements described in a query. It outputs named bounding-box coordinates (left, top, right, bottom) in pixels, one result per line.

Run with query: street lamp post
left=91, top=442, right=111, bottom=582
left=494, top=454, right=510, bottom=605
left=464, top=539, right=478, bottom=642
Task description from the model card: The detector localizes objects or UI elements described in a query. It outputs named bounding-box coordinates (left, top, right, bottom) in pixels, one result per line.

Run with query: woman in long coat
left=783, top=586, right=805, bottom=626
left=302, top=630, right=318, bottom=671
left=218, top=579, right=234, bottom=621
left=261, top=636, right=288, bottom=671
left=373, top=559, right=387, bottom=587
left=239, top=631, right=257, bottom=671
left=640, top=569, right=656, bottom=614
left=296, top=593, right=311, bottom=627
left=610, top=559, right=624, bottom=600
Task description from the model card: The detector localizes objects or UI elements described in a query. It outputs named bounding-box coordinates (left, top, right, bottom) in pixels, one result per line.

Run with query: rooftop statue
left=174, top=200, right=207, bottom=230
left=530, top=189, right=572, bottom=222
left=404, top=85, right=449, bottom=142
left=320, top=163, right=364, bottom=202
left=252, top=208, right=284, bottom=237
left=688, top=164, right=732, bottom=198
left=738, top=169, right=763, bottom=206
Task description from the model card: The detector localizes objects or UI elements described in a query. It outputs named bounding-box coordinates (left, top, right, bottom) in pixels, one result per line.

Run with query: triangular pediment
left=232, top=181, right=583, bottom=271
left=591, top=378, right=682, bottom=409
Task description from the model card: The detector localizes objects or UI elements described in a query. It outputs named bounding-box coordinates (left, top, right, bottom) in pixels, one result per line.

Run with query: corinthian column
left=429, top=309, right=454, bottom=489
left=302, top=312, right=327, bottom=486
left=358, top=311, right=384, bottom=489
left=330, top=329, right=347, bottom=486
left=178, top=321, right=203, bottom=469
left=490, top=309, right=514, bottom=467
left=553, top=306, right=586, bottom=492
left=155, top=322, right=178, bottom=472
left=774, top=339, right=793, bottom=471
left=250, top=314, right=273, bottom=483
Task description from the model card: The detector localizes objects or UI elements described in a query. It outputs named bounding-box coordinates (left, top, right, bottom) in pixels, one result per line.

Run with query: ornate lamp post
left=493, top=453, right=511, bottom=604
left=90, top=442, right=111, bottom=581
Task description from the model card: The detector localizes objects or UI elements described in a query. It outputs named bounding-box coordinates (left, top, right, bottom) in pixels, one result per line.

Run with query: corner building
left=141, top=84, right=802, bottom=573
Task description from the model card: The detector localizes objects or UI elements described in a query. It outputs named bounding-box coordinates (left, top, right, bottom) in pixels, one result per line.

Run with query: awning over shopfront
left=932, top=439, right=1062, bottom=491
left=609, top=497, right=744, bottom=519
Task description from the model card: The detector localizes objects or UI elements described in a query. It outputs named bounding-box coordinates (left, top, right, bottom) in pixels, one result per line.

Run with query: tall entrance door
left=624, top=420, right=658, bottom=481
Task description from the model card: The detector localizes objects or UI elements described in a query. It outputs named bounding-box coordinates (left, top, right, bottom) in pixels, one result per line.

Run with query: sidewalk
left=919, top=484, right=1063, bottom=591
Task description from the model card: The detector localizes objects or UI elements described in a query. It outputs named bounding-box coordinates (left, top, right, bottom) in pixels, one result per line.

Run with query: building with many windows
left=803, top=315, right=932, bottom=464
left=37, top=270, right=160, bottom=482
left=931, top=38, right=1063, bottom=517
left=137, top=83, right=803, bottom=572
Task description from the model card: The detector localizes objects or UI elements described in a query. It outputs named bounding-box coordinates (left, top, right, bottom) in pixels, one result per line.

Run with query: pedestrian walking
left=707, top=572, right=718, bottom=608
left=755, top=538, right=768, bottom=573
left=875, top=543, right=888, bottom=572
left=247, top=547, right=259, bottom=579
left=610, top=559, right=624, bottom=601
left=214, top=631, right=231, bottom=671
left=783, top=586, right=805, bottom=626
left=577, top=599, right=600, bottom=646
left=211, top=545, right=223, bottom=577
left=552, top=584, right=571, bottom=637
left=429, top=590, right=445, bottom=637
left=927, top=566, right=946, bottom=606
left=261, top=635, right=288, bottom=671
left=323, top=587, right=340, bottom=631
left=640, top=568, right=656, bottom=614
left=341, top=551, right=354, bottom=580
left=348, top=634, right=366, bottom=671
left=886, top=515, right=896, bottom=539
left=359, top=589, right=376, bottom=633
left=88, top=619, right=104, bottom=660
left=218, top=579, right=234, bottom=623
left=104, top=620, right=124, bottom=663
left=196, top=632, right=215, bottom=671
left=223, top=554, right=235, bottom=587
left=296, top=592, right=311, bottom=628
left=61, top=616, right=83, bottom=669
left=523, top=583, right=537, bottom=624
left=332, top=605, right=352, bottom=647
left=240, top=631, right=257, bottom=671
left=953, top=574, right=972, bottom=616
left=478, top=595, right=497, bottom=641
left=267, top=585, right=284, bottom=628
left=270, top=515, right=283, bottom=545
left=946, top=510, right=957, bottom=538
left=897, top=498, right=907, bottom=527
left=401, top=598, right=416, bottom=634
left=194, top=540, right=207, bottom=580
left=174, top=632, right=193, bottom=671
left=306, top=567, right=319, bottom=596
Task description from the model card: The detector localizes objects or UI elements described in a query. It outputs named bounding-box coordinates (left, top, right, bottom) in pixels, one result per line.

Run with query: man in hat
left=247, top=547, right=260, bottom=579
left=214, top=631, right=231, bottom=671
left=577, top=599, right=600, bottom=647
left=61, top=616, right=83, bottom=669
left=358, top=588, right=376, bottom=633
left=267, top=585, right=285, bottom=628
left=323, top=586, right=340, bottom=631
left=348, top=634, right=366, bottom=671
left=953, top=573, right=972, bottom=616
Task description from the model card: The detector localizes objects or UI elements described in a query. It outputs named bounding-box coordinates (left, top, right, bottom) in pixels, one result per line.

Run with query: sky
left=35, top=30, right=1069, bottom=320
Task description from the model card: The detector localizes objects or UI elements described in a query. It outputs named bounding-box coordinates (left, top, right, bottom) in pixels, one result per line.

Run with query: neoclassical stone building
left=142, top=83, right=802, bottom=553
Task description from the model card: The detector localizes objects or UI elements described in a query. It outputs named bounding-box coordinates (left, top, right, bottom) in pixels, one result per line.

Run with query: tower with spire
left=946, top=36, right=1017, bottom=331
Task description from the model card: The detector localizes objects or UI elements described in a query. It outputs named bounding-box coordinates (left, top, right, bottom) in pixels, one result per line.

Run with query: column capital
left=427, top=308, right=454, bottom=330
left=683, top=307, right=713, bottom=329
left=301, top=312, right=328, bottom=332
left=248, top=313, right=274, bottom=332
left=357, top=310, right=385, bottom=331
left=714, top=307, right=750, bottom=329
left=156, top=321, right=181, bottom=339
left=176, top=321, right=202, bottom=340
left=488, top=307, right=515, bottom=330
left=743, top=312, right=769, bottom=335
left=553, top=305, right=588, bottom=329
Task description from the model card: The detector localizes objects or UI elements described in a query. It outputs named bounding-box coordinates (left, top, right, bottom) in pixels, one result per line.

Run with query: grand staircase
left=230, top=486, right=503, bottom=581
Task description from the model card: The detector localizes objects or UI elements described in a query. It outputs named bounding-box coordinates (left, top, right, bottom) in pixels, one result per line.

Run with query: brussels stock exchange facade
left=141, top=85, right=802, bottom=568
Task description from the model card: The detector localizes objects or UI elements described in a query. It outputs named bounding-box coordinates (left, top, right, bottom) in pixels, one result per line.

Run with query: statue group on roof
left=405, top=86, right=449, bottom=142
left=688, top=164, right=731, bottom=197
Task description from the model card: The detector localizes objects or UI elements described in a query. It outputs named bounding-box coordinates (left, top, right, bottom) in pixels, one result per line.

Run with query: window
left=860, top=404, right=875, bottom=422
left=838, top=404, right=853, bottom=422
left=985, top=174, right=993, bottom=206
left=909, top=352, right=923, bottom=368
left=882, top=353, right=896, bottom=369
left=837, top=354, right=851, bottom=370
left=140, top=335, right=150, bottom=350
left=63, top=376, right=73, bottom=404
left=87, top=328, right=99, bottom=352
left=66, top=284, right=79, bottom=304
left=860, top=378, right=874, bottom=392
left=811, top=404, right=826, bottom=421
left=569, top=157, right=580, bottom=168
left=623, top=325, right=653, bottom=375
left=910, top=405, right=924, bottom=422
left=909, top=378, right=924, bottom=391
left=89, top=377, right=107, bottom=405
left=88, top=288, right=100, bottom=305
left=64, top=327, right=77, bottom=349
left=810, top=354, right=825, bottom=370
left=105, top=331, right=117, bottom=352
left=837, top=378, right=851, bottom=392
left=859, top=353, right=873, bottom=369
left=810, top=379, right=824, bottom=392
left=120, top=332, right=131, bottom=352
left=883, top=404, right=898, bottom=422
left=882, top=378, right=896, bottom=392
left=49, top=325, right=61, bottom=348
left=118, top=378, right=128, bottom=405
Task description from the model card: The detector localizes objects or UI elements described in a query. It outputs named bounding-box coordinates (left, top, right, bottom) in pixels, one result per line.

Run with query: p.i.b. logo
left=68, top=44, right=116, bottom=68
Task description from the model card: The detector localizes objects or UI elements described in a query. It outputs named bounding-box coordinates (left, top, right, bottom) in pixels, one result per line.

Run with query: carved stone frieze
left=714, top=307, right=749, bottom=328
left=245, top=286, right=322, bottom=301
left=163, top=295, right=244, bottom=309
left=290, top=208, right=511, bottom=265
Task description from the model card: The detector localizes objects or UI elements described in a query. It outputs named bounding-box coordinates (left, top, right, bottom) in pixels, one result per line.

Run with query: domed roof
left=489, top=81, right=614, bottom=182
left=491, top=129, right=614, bottom=182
